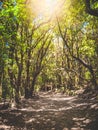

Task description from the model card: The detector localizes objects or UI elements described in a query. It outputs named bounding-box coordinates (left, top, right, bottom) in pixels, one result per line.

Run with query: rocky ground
left=0, top=91, right=98, bottom=130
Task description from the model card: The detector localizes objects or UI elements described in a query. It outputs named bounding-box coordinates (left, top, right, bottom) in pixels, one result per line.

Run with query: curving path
left=0, top=92, right=98, bottom=130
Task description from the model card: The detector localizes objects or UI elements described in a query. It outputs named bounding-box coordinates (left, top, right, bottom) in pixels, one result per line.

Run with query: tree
left=85, top=0, right=98, bottom=17
left=56, top=0, right=98, bottom=90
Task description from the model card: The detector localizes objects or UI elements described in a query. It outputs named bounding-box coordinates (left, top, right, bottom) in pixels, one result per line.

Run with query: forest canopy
left=0, top=0, right=98, bottom=103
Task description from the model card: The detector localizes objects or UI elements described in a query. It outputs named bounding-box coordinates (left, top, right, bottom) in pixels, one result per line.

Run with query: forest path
left=0, top=92, right=98, bottom=130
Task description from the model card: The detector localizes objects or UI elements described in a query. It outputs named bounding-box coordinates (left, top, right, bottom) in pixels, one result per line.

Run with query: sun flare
left=45, top=0, right=57, bottom=15
left=28, top=0, right=62, bottom=19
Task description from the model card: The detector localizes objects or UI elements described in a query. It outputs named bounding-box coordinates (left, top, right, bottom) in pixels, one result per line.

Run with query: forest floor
left=0, top=91, right=98, bottom=130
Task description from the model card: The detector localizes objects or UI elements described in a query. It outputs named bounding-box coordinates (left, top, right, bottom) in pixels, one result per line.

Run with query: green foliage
left=0, top=0, right=98, bottom=99
left=85, top=71, right=91, bottom=80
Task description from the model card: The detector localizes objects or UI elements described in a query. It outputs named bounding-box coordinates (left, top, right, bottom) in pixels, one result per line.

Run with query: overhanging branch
left=85, top=0, right=98, bottom=17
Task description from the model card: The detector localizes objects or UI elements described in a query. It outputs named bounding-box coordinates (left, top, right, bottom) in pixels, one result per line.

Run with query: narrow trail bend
left=0, top=92, right=98, bottom=130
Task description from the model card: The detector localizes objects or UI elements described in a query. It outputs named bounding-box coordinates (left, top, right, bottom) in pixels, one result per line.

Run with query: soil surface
left=0, top=92, right=98, bottom=130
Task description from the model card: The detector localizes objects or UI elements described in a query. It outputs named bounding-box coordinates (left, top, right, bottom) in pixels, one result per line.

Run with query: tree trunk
left=15, top=66, right=22, bottom=104
left=15, top=89, right=20, bottom=104
left=89, top=66, right=98, bottom=89
left=25, top=88, right=30, bottom=99
left=2, top=74, right=7, bottom=99
left=29, top=76, right=36, bottom=97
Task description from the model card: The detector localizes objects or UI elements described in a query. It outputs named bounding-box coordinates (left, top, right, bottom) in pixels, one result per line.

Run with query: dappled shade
left=0, top=0, right=98, bottom=129
left=0, top=92, right=98, bottom=129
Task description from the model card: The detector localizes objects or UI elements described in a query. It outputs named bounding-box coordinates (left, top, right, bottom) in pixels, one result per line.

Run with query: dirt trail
left=0, top=92, right=98, bottom=130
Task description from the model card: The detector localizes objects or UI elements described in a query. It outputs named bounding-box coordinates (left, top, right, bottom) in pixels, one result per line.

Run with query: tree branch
left=85, top=0, right=98, bottom=17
